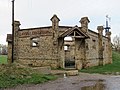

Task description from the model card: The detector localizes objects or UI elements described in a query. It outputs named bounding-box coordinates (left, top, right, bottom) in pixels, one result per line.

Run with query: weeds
left=0, top=64, right=56, bottom=88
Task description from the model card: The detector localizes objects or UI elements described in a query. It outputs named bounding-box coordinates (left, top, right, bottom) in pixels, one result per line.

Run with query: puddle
left=81, top=79, right=106, bottom=90
left=55, top=74, right=107, bottom=90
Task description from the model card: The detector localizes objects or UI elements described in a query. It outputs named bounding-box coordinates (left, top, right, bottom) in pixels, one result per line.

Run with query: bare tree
left=0, top=44, right=3, bottom=55
left=0, top=44, right=7, bottom=55
left=113, top=34, right=120, bottom=52
left=2, top=45, right=7, bottom=55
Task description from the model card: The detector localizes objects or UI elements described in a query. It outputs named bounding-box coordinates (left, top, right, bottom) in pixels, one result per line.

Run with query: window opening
left=64, top=45, right=69, bottom=51
left=31, top=37, right=39, bottom=47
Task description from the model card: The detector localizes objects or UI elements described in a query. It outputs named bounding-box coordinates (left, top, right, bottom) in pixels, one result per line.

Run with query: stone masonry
left=6, top=14, right=112, bottom=70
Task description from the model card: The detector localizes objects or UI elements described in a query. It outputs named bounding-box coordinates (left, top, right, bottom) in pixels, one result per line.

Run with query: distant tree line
left=0, top=44, right=7, bottom=55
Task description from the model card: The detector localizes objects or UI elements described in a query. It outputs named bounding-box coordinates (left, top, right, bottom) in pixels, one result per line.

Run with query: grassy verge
left=0, top=64, right=57, bottom=88
left=80, top=51, right=120, bottom=74
left=0, top=55, right=7, bottom=64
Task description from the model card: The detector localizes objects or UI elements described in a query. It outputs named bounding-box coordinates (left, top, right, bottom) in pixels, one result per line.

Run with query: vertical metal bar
left=11, top=0, right=14, bottom=63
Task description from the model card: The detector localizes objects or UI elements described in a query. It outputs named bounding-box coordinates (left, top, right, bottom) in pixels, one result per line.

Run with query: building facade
left=7, top=15, right=112, bottom=70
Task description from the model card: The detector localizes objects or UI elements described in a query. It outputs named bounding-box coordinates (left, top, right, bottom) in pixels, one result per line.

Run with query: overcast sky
left=0, top=0, right=120, bottom=44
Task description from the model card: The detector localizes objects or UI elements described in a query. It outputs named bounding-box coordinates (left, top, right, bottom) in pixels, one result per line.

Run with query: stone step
left=65, top=68, right=76, bottom=70
left=51, top=70, right=79, bottom=76
left=65, top=70, right=79, bottom=76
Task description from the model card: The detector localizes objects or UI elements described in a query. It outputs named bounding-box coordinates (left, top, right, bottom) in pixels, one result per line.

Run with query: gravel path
left=3, top=73, right=120, bottom=90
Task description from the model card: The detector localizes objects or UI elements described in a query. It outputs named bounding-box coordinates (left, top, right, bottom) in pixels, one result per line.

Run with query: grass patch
left=80, top=51, right=120, bottom=74
left=0, top=64, right=57, bottom=88
left=0, top=55, right=7, bottom=64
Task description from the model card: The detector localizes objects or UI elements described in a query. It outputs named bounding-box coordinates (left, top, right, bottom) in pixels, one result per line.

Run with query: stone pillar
left=80, top=17, right=90, bottom=33
left=106, top=31, right=112, bottom=64
left=14, top=21, right=21, bottom=60
left=7, top=40, right=12, bottom=64
left=58, top=38, right=64, bottom=68
left=50, top=14, right=60, bottom=40
left=50, top=15, right=60, bottom=67
left=97, top=26, right=104, bottom=66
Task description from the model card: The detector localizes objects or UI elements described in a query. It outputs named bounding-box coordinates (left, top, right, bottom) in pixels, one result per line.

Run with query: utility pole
left=12, top=0, right=15, bottom=63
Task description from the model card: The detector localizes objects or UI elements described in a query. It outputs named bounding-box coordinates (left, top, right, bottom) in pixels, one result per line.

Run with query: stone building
left=6, top=15, right=112, bottom=70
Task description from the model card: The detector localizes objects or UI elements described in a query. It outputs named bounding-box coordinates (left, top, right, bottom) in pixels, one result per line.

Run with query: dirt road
left=4, top=73, right=120, bottom=90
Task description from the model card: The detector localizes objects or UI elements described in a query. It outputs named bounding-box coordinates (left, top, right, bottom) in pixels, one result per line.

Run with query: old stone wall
left=15, top=27, right=60, bottom=68
left=102, top=38, right=109, bottom=64
left=85, top=30, right=112, bottom=68
left=7, top=15, right=112, bottom=70
left=85, top=31, right=99, bottom=67
left=75, top=39, right=85, bottom=69
left=103, top=37, right=112, bottom=64
left=13, top=26, right=112, bottom=69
